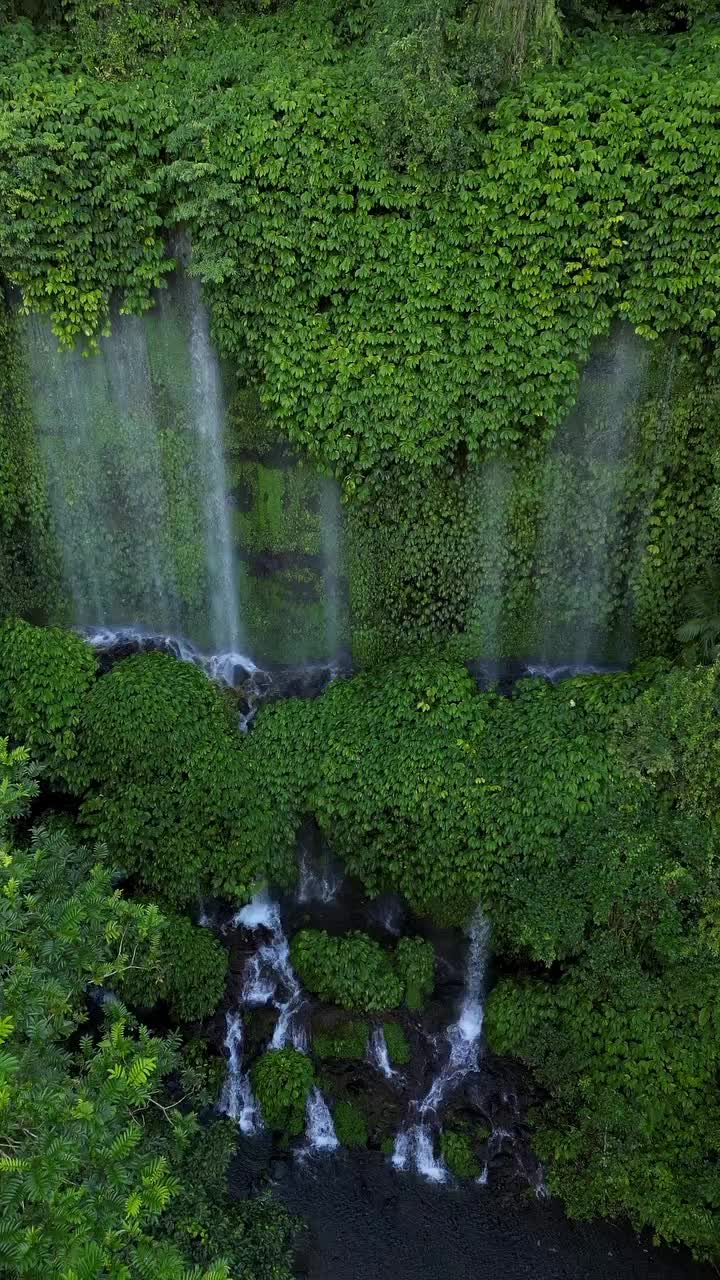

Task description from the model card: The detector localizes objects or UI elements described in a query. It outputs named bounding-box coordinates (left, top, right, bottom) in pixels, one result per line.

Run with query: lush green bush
left=0, top=618, right=97, bottom=783
left=382, top=1021, right=411, bottom=1067
left=334, top=1100, right=368, bottom=1148
left=251, top=1048, right=315, bottom=1135
left=4, top=14, right=720, bottom=496
left=313, top=1020, right=369, bottom=1059
left=120, top=911, right=228, bottom=1023
left=75, top=651, right=253, bottom=906
left=291, top=929, right=404, bottom=1012
left=440, top=1129, right=480, bottom=1179
left=395, top=936, right=435, bottom=1009
left=156, top=1117, right=296, bottom=1276
left=0, top=298, right=57, bottom=624
left=0, top=737, right=234, bottom=1280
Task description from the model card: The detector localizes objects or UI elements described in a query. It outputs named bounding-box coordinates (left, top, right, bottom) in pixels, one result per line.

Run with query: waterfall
left=319, top=475, right=345, bottom=661
left=367, top=1026, right=398, bottom=1080
left=297, top=845, right=343, bottom=905
left=22, top=273, right=243, bottom=657
left=303, top=1087, right=339, bottom=1154
left=392, top=907, right=490, bottom=1181
left=391, top=1126, right=447, bottom=1183
left=219, top=1012, right=260, bottom=1134
left=533, top=323, right=651, bottom=667
left=187, top=280, right=243, bottom=655
left=234, top=891, right=308, bottom=1052
left=24, top=312, right=181, bottom=634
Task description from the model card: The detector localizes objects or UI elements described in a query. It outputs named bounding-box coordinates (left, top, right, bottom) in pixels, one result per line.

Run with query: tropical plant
left=251, top=1048, right=315, bottom=1135
left=290, top=929, right=404, bottom=1012
left=0, top=618, right=97, bottom=784
left=676, top=566, right=720, bottom=664
left=394, top=936, right=435, bottom=1009
left=333, top=1100, right=368, bottom=1148
left=0, top=737, right=231, bottom=1279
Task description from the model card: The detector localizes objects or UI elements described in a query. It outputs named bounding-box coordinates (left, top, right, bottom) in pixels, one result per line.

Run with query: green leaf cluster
left=0, top=617, right=97, bottom=785
left=251, top=1048, right=315, bottom=1135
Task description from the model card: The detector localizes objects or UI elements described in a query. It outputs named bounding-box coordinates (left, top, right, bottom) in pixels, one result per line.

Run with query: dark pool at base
left=244, top=1149, right=715, bottom=1280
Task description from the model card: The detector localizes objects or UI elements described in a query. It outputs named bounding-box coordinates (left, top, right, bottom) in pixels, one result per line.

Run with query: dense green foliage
left=440, top=1130, right=481, bottom=1179
left=394, top=937, right=435, bottom=1009
left=333, top=1100, right=368, bottom=1148
left=120, top=912, right=228, bottom=1023
left=313, top=1020, right=369, bottom=1059
left=251, top=1048, right=315, bottom=1135
left=382, top=1021, right=410, bottom=1067
left=291, top=929, right=404, bottom=1012
left=3, top=9, right=720, bottom=499
left=0, top=736, right=294, bottom=1279
left=0, top=296, right=56, bottom=624
left=75, top=652, right=251, bottom=906
left=0, top=617, right=97, bottom=783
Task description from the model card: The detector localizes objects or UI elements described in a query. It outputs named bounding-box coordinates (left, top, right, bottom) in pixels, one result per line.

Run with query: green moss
left=382, top=1022, right=410, bottom=1067
left=334, top=1101, right=368, bottom=1149
left=440, top=1130, right=480, bottom=1179
left=313, top=1021, right=369, bottom=1060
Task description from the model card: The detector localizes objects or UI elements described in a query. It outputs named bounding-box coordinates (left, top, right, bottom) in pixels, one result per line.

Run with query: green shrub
left=178, top=1039, right=227, bottom=1108
left=251, top=1049, right=315, bottom=1136
left=334, top=1100, right=368, bottom=1149
left=395, top=936, right=435, bottom=1009
left=120, top=912, right=228, bottom=1023
left=0, top=619, right=97, bottom=784
left=75, top=652, right=252, bottom=906
left=313, top=1021, right=369, bottom=1060
left=382, top=1021, right=410, bottom=1067
left=440, top=1130, right=480, bottom=1179
left=291, top=929, right=404, bottom=1012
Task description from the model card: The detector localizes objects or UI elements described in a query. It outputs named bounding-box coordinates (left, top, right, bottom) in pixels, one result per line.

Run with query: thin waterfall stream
left=393, top=907, right=491, bottom=1181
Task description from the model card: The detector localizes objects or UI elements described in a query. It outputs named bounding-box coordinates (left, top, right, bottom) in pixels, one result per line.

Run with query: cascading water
left=367, top=1026, right=398, bottom=1081
left=318, top=475, right=346, bottom=662
left=303, top=1087, right=340, bottom=1155
left=219, top=1012, right=260, bottom=1134
left=532, top=323, right=651, bottom=668
left=22, top=272, right=244, bottom=659
left=24, top=311, right=182, bottom=634
left=392, top=907, right=490, bottom=1181
left=234, top=892, right=308, bottom=1052
left=187, top=279, right=244, bottom=656
left=297, top=846, right=343, bottom=905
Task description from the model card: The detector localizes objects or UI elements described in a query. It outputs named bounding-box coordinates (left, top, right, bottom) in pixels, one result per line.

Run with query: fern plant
left=676, top=566, right=720, bottom=664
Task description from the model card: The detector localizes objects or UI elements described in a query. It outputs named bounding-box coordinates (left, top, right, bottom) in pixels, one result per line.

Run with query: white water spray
left=303, top=1087, right=339, bottom=1155
left=188, top=281, right=243, bottom=655
left=235, top=891, right=307, bottom=1052
left=367, top=1026, right=398, bottom=1081
left=218, top=1012, right=260, bottom=1134
left=392, top=907, right=490, bottom=1181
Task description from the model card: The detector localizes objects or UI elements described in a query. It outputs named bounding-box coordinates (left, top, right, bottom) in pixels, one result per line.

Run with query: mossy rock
left=440, top=1129, right=481, bottom=1179
left=334, top=1100, right=368, bottom=1148
left=314, top=1021, right=369, bottom=1060
left=382, top=1021, right=410, bottom=1067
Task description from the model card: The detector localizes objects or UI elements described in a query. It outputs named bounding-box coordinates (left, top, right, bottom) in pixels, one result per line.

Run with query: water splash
left=391, top=1126, right=447, bottom=1183
left=234, top=891, right=307, bottom=1052
left=304, top=1087, right=339, bottom=1154
left=218, top=1012, right=260, bottom=1134
left=393, top=907, right=490, bottom=1181
left=188, top=280, right=243, bottom=654
left=367, top=1026, right=398, bottom=1080
left=297, top=846, right=343, bottom=905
